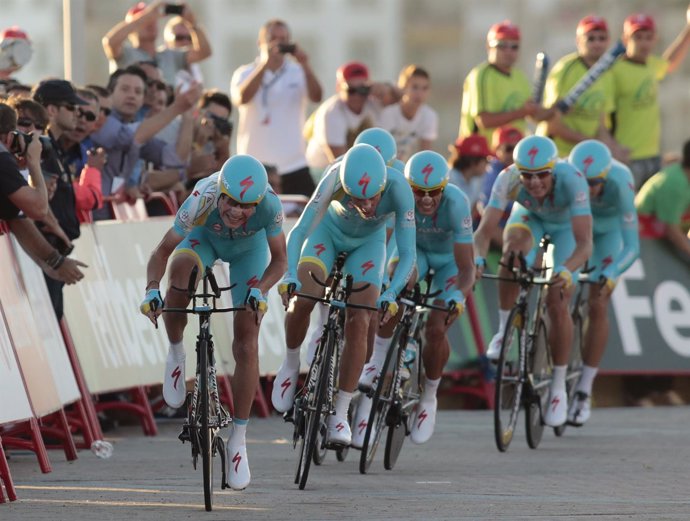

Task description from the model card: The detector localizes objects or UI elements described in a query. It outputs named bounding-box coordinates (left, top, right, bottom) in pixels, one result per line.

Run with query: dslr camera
left=9, top=130, right=52, bottom=157
left=278, top=43, right=297, bottom=54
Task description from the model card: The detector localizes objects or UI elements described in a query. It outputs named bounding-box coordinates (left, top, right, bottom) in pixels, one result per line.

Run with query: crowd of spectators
left=1, top=2, right=690, bottom=328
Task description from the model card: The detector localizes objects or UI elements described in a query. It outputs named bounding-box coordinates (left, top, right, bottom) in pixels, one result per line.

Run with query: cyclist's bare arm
left=474, top=206, right=504, bottom=261
left=258, top=232, right=288, bottom=295
left=454, top=242, right=476, bottom=297
left=146, top=227, right=185, bottom=290
left=562, top=214, right=593, bottom=273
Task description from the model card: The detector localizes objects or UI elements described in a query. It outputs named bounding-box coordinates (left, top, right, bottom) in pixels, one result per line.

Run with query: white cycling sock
left=551, top=365, right=567, bottom=392
left=306, top=304, right=329, bottom=364
left=577, top=365, right=598, bottom=395
left=370, top=335, right=392, bottom=368
left=422, top=377, right=441, bottom=402
left=169, top=341, right=185, bottom=361
left=497, top=309, right=511, bottom=333
left=285, top=347, right=301, bottom=370
left=334, top=390, right=353, bottom=419
left=230, top=418, right=248, bottom=446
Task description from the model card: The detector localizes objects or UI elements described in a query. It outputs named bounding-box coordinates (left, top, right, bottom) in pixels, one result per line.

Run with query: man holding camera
left=231, top=19, right=322, bottom=197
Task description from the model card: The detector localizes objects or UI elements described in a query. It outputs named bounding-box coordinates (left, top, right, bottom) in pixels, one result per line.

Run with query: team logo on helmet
left=582, top=155, right=594, bottom=176
left=422, top=163, right=434, bottom=185
left=528, top=146, right=539, bottom=166
left=239, top=176, right=254, bottom=200
left=358, top=172, right=371, bottom=197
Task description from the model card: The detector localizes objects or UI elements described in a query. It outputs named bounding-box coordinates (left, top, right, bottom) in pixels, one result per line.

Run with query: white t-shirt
left=378, top=103, right=438, bottom=162
left=305, top=95, right=380, bottom=170
left=230, top=60, right=309, bottom=174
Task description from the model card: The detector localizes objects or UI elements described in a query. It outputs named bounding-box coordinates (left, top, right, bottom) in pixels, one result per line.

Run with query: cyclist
left=352, top=150, right=475, bottom=447
left=474, top=135, right=593, bottom=427
left=567, top=139, right=639, bottom=425
left=139, top=155, right=287, bottom=490
left=272, top=143, right=416, bottom=446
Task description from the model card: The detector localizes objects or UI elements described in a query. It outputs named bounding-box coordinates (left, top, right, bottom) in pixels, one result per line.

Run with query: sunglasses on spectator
left=174, top=34, right=192, bottom=42
left=502, top=144, right=516, bottom=153
left=59, top=103, right=77, bottom=112
left=491, top=42, right=520, bottom=50
left=17, top=117, right=45, bottom=131
left=586, top=35, right=609, bottom=42
left=519, top=170, right=552, bottom=180
left=412, top=186, right=445, bottom=198
left=101, top=107, right=112, bottom=117
left=77, top=108, right=97, bottom=122
left=346, top=85, right=371, bottom=96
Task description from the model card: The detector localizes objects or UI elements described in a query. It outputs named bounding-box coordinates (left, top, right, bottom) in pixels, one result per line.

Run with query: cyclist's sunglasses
left=412, top=186, right=444, bottom=197
left=587, top=177, right=606, bottom=187
left=519, top=170, right=552, bottom=181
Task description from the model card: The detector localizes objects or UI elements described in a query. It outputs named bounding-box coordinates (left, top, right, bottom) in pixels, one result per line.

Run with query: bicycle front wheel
left=199, top=338, right=213, bottom=511
left=557, top=308, right=585, bottom=435
left=525, top=319, right=550, bottom=449
left=494, top=307, right=525, bottom=452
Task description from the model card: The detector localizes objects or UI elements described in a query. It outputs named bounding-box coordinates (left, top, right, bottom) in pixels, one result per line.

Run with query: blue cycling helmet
left=354, top=127, right=397, bottom=166
left=513, top=135, right=558, bottom=172
left=218, top=155, right=268, bottom=204
left=340, top=144, right=387, bottom=199
left=404, top=150, right=449, bottom=190
left=569, top=139, right=612, bottom=180
left=390, top=158, right=405, bottom=174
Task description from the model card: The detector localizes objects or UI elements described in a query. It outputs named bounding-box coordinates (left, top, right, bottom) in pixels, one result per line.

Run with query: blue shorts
left=299, top=218, right=386, bottom=288
left=389, top=246, right=462, bottom=303
left=589, top=229, right=622, bottom=279
left=505, top=204, right=575, bottom=268
left=173, top=227, right=269, bottom=305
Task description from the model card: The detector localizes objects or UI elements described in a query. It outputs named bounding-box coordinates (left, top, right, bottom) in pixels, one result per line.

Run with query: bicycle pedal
left=178, top=425, right=191, bottom=443
left=357, top=383, right=373, bottom=395
left=282, top=408, right=295, bottom=424
left=325, top=441, right=350, bottom=450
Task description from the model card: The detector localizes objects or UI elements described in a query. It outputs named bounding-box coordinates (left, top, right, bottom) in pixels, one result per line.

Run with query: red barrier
left=1, top=418, right=51, bottom=474
left=0, top=436, right=17, bottom=503
left=95, top=386, right=158, bottom=437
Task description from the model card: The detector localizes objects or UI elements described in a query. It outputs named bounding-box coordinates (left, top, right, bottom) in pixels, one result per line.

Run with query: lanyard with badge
left=260, top=63, right=286, bottom=126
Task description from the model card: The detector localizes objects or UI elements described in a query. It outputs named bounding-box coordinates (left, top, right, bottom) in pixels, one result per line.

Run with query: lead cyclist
left=567, top=139, right=639, bottom=426
left=272, top=143, right=416, bottom=447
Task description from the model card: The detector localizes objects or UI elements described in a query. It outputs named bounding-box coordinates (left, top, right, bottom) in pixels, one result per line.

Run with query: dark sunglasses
left=519, top=170, right=552, bottom=180
left=492, top=42, right=520, bottom=51
left=100, top=107, right=112, bottom=117
left=502, top=144, right=516, bottom=153
left=17, top=117, right=45, bottom=131
left=174, top=34, right=192, bottom=42
left=346, top=85, right=371, bottom=96
left=60, top=103, right=77, bottom=112
left=220, top=193, right=258, bottom=209
left=412, top=186, right=444, bottom=198
left=587, top=178, right=606, bottom=187
left=77, top=108, right=97, bottom=122
left=586, top=35, right=609, bottom=42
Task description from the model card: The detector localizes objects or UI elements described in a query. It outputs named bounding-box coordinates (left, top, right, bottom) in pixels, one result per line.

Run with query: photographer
left=186, top=89, right=231, bottom=186
left=0, top=102, right=85, bottom=285
left=230, top=19, right=322, bottom=197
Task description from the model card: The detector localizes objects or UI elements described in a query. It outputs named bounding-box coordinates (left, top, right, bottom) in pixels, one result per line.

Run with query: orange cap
left=576, top=15, right=608, bottom=36
left=624, top=13, right=656, bottom=36
left=487, top=20, right=520, bottom=42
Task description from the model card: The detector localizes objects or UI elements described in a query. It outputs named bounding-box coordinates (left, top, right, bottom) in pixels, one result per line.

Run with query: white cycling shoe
left=567, top=391, right=591, bottom=426
left=350, top=396, right=373, bottom=448
left=163, top=352, right=186, bottom=409
left=271, top=362, right=299, bottom=413
left=326, top=415, right=351, bottom=447
left=357, top=362, right=380, bottom=391
left=226, top=442, right=250, bottom=490
left=485, top=331, right=504, bottom=362
left=410, top=397, right=437, bottom=445
left=543, top=388, right=568, bottom=427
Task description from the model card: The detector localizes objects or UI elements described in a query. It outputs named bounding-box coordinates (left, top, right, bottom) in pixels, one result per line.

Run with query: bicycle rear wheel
left=557, top=308, right=585, bottom=434
left=296, top=333, right=333, bottom=490
left=199, top=338, right=213, bottom=511
left=494, top=307, right=525, bottom=452
left=359, top=327, right=401, bottom=474
left=525, top=320, right=550, bottom=449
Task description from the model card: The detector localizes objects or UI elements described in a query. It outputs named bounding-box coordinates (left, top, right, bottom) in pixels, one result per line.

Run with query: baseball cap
left=1, top=26, right=30, bottom=41
left=454, top=135, right=491, bottom=157
left=491, top=126, right=523, bottom=151
left=624, top=13, right=656, bottom=36
left=33, top=79, right=88, bottom=107
left=487, top=20, right=520, bottom=42
left=126, top=2, right=147, bottom=20
left=336, top=61, right=369, bottom=83
left=576, top=15, right=609, bottom=36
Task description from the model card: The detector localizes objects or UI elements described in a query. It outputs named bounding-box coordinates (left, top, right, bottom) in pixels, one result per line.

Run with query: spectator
left=537, top=15, right=627, bottom=160
left=102, top=1, right=211, bottom=86
left=89, top=65, right=200, bottom=218
left=231, top=19, right=322, bottom=197
left=477, top=125, right=523, bottom=247
left=448, top=134, right=491, bottom=222
left=0, top=102, right=85, bottom=286
left=163, top=15, right=203, bottom=83
left=459, top=20, right=552, bottom=143
left=379, top=64, right=438, bottom=162
left=187, top=89, right=232, bottom=187
left=635, top=138, right=690, bottom=261
left=0, top=26, right=32, bottom=81
left=85, top=84, right=113, bottom=132
left=305, top=61, right=380, bottom=174
left=611, top=9, right=690, bottom=189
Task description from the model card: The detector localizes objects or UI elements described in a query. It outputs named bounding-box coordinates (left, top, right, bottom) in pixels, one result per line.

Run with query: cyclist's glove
left=445, top=290, right=465, bottom=316
left=376, top=289, right=399, bottom=317
left=278, top=272, right=301, bottom=296
left=246, top=287, right=268, bottom=313
left=553, top=265, right=574, bottom=289
left=474, top=256, right=487, bottom=269
left=139, top=289, right=163, bottom=316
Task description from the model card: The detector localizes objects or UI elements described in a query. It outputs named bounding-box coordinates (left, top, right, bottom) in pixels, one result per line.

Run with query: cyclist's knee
left=346, top=307, right=372, bottom=328
left=232, top=336, right=258, bottom=363
left=290, top=296, right=316, bottom=317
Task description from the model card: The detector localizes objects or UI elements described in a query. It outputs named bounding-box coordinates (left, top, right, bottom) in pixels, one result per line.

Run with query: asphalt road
left=3, top=406, right=690, bottom=520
